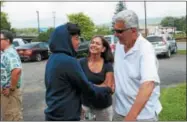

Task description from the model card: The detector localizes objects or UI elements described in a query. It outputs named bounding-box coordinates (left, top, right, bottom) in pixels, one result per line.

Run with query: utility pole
left=36, top=11, right=40, bottom=34
left=144, top=1, right=147, bottom=37
left=53, top=11, right=56, bottom=28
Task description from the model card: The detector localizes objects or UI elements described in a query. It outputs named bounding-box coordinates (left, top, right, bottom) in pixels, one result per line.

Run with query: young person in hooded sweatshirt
left=44, top=22, right=113, bottom=121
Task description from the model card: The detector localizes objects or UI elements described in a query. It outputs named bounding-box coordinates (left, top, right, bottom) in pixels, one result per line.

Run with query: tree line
left=160, top=16, right=186, bottom=33
left=1, top=1, right=186, bottom=42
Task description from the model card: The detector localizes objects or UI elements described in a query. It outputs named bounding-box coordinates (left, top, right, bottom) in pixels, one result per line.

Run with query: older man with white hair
left=112, top=10, right=162, bottom=121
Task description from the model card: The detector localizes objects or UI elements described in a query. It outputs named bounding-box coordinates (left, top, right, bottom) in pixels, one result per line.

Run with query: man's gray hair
left=113, top=10, right=139, bottom=29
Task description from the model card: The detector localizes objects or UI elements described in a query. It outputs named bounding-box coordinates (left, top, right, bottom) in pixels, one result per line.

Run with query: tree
left=67, top=12, right=95, bottom=40
left=160, top=16, right=175, bottom=27
left=114, top=1, right=127, bottom=14
left=175, top=16, right=186, bottom=32
left=160, top=16, right=186, bottom=32
left=94, top=25, right=112, bottom=36
left=33, top=27, right=55, bottom=42
left=1, top=12, right=11, bottom=30
left=112, top=1, right=127, bottom=27
left=10, top=28, right=16, bottom=36
left=14, top=28, right=38, bottom=36
left=0, top=1, right=3, bottom=7
left=1, top=2, right=12, bottom=30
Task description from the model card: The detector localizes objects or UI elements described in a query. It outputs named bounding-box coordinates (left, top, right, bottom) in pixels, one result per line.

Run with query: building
left=158, top=26, right=176, bottom=34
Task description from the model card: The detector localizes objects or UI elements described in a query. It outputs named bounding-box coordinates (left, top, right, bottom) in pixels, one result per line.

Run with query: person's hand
left=105, top=81, right=115, bottom=94
left=111, top=82, right=115, bottom=94
left=94, top=83, right=107, bottom=87
left=94, top=81, right=115, bottom=94
left=2, top=88, right=10, bottom=96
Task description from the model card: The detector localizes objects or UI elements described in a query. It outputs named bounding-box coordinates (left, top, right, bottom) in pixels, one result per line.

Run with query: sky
left=2, top=2, right=186, bottom=28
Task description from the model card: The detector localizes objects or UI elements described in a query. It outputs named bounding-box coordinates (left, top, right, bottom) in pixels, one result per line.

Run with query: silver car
left=166, top=36, right=177, bottom=54
left=104, top=35, right=119, bottom=54
left=146, top=35, right=173, bottom=58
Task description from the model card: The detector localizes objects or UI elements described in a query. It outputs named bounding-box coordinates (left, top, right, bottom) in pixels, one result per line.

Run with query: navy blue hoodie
left=44, top=24, right=112, bottom=121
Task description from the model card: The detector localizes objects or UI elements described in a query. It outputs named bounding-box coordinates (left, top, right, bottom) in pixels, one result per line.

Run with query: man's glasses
left=112, top=28, right=131, bottom=34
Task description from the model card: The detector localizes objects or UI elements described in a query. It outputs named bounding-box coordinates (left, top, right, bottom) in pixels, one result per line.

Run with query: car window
left=23, top=40, right=28, bottom=44
left=39, top=43, right=44, bottom=48
left=38, top=43, right=49, bottom=49
left=167, top=36, right=172, bottom=41
left=104, top=37, right=112, bottom=44
left=33, top=44, right=39, bottom=48
left=146, top=36, right=163, bottom=42
left=13, top=41, right=19, bottom=47
left=43, top=43, right=49, bottom=48
left=114, top=37, right=119, bottom=43
left=18, top=43, right=36, bottom=48
left=80, top=38, right=84, bottom=43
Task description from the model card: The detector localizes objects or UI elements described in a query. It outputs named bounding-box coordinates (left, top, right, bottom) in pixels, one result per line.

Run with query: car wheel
left=166, top=49, right=171, bottom=58
left=36, top=53, right=42, bottom=61
left=23, top=59, right=27, bottom=62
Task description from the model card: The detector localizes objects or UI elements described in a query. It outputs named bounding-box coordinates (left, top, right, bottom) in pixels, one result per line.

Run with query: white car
left=13, top=38, right=27, bottom=49
left=104, top=35, right=119, bottom=54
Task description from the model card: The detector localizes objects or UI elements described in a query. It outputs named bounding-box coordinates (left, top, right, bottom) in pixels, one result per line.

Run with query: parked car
left=166, top=36, right=177, bottom=54
left=13, top=38, right=27, bottom=48
left=16, top=42, right=49, bottom=62
left=77, top=37, right=90, bottom=54
left=104, top=35, right=119, bottom=53
left=146, top=35, right=174, bottom=58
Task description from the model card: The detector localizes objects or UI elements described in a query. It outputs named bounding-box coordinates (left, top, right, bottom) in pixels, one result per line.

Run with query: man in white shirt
left=112, top=10, right=162, bottom=121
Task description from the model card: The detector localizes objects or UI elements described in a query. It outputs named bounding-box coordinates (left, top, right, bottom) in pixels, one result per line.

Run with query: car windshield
left=166, top=36, right=173, bottom=41
left=13, top=41, right=19, bottom=47
left=146, top=36, right=163, bottom=42
left=18, top=43, right=39, bottom=48
left=24, top=40, right=29, bottom=43
left=104, top=37, right=112, bottom=43
left=79, top=38, right=84, bottom=43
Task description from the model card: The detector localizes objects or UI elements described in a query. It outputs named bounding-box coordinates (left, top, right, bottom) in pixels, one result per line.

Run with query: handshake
left=95, top=79, right=115, bottom=94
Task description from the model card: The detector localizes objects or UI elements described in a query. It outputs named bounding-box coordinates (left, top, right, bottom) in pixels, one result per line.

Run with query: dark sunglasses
left=112, top=28, right=131, bottom=34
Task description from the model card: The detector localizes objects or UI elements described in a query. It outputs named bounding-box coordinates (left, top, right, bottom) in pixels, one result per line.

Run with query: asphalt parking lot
left=21, top=53, right=186, bottom=120
left=177, top=42, right=186, bottom=50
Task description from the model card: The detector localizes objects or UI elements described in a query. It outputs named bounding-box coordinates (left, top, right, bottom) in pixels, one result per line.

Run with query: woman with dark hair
left=79, top=35, right=115, bottom=121
left=45, top=24, right=112, bottom=121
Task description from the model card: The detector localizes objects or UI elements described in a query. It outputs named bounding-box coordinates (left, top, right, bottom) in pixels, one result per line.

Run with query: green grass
left=177, top=50, right=186, bottom=55
left=159, top=83, right=186, bottom=121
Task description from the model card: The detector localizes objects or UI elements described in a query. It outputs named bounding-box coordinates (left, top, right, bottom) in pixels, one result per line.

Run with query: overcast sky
left=2, top=2, right=186, bottom=28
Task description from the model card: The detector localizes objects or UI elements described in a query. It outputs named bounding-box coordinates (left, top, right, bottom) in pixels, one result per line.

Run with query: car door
left=38, top=43, right=49, bottom=58
left=43, top=42, right=50, bottom=57
left=167, top=36, right=176, bottom=51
